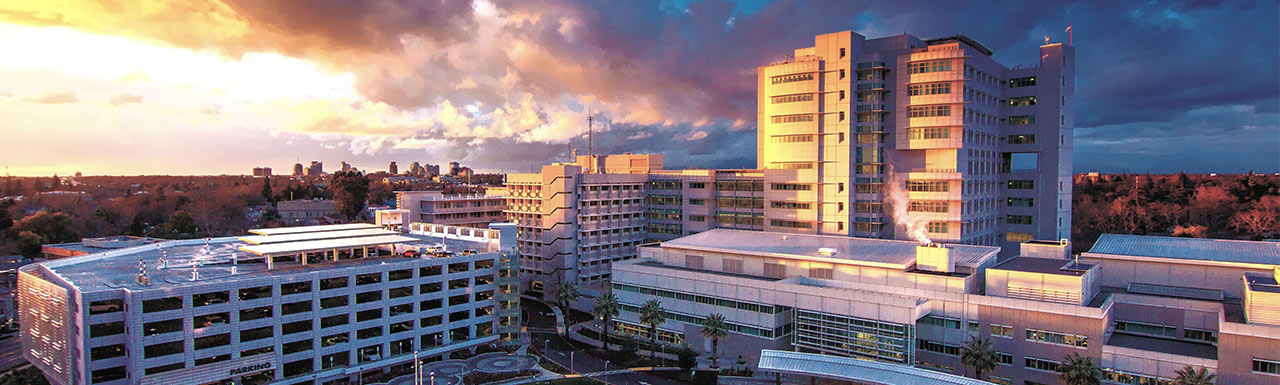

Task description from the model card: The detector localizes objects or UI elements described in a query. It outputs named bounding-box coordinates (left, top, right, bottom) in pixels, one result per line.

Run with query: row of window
left=907, top=180, right=949, bottom=192
left=611, top=283, right=785, bottom=314
left=1025, top=328, right=1088, bottom=348
left=770, top=201, right=811, bottom=210
left=908, top=82, right=952, bottom=96
left=908, top=200, right=948, bottom=213
left=770, top=114, right=814, bottom=124
left=908, top=105, right=950, bottom=118
left=770, top=134, right=814, bottom=143
left=908, top=60, right=953, bottom=74
left=770, top=219, right=812, bottom=229
left=770, top=94, right=814, bottom=104
left=770, top=73, right=814, bottom=85
left=908, top=127, right=950, bottom=140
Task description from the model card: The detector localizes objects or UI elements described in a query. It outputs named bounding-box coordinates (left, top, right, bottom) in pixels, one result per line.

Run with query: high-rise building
left=756, top=31, right=1072, bottom=252
left=305, top=161, right=323, bottom=177
left=409, top=162, right=423, bottom=177
left=448, top=162, right=461, bottom=177
left=292, top=163, right=304, bottom=177
left=341, top=161, right=353, bottom=173
left=17, top=223, right=520, bottom=385
left=252, top=167, right=271, bottom=178
left=388, top=162, right=398, bottom=175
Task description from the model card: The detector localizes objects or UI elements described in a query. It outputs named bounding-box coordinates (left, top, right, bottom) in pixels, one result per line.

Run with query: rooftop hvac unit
left=817, top=247, right=838, bottom=257
left=916, top=243, right=955, bottom=273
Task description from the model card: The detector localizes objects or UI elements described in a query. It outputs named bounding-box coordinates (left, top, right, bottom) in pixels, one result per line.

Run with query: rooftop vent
left=817, top=247, right=838, bottom=257
left=916, top=243, right=955, bottom=273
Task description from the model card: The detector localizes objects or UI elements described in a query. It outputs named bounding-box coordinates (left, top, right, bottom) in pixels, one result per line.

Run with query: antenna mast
left=587, top=109, right=594, bottom=157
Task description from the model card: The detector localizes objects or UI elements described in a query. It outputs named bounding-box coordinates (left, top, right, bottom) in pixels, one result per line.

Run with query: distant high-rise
left=292, top=162, right=304, bottom=176
left=410, top=161, right=423, bottom=176
left=341, top=161, right=352, bottom=172
left=449, top=161, right=461, bottom=176
left=251, top=167, right=271, bottom=178
left=388, top=161, right=398, bottom=175
left=305, top=161, right=323, bottom=177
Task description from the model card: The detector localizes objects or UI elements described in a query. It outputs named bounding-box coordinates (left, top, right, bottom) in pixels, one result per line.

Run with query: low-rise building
left=277, top=200, right=339, bottom=224
left=395, top=191, right=507, bottom=229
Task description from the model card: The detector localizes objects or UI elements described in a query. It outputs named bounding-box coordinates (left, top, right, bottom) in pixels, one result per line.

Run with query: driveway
left=524, top=300, right=686, bottom=385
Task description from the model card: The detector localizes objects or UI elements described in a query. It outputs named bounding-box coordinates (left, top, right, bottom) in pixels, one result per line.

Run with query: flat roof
left=238, top=228, right=397, bottom=245
left=1106, top=333, right=1217, bottom=360
left=758, top=350, right=995, bottom=385
left=1245, top=272, right=1280, bottom=294
left=247, top=223, right=380, bottom=236
left=634, top=260, right=782, bottom=282
left=1128, top=282, right=1225, bottom=301
left=660, top=229, right=999, bottom=269
left=1087, top=234, right=1280, bottom=266
left=990, top=257, right=1093, bottom=277
left=238, top=235, right=418, bottom=256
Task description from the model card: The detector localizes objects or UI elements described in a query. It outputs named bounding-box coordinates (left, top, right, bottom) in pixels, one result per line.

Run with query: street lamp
left=570, top=351, right=574, bottom=373
left=413, top=351, right=420, bottom=385
left=430, top=371, right=435, bottom=385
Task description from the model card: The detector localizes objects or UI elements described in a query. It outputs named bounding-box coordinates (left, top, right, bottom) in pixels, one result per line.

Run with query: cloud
left=109, top=93, right=142, bottom=105
left=23, top=91, right=77, bottom=104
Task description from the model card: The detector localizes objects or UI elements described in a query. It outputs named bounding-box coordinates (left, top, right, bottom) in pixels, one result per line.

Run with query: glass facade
left=793, top=309, right=912, bottom=364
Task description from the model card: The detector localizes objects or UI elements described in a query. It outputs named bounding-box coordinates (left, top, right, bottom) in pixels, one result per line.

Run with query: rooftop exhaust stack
left=916, top=243, right=955, bottom=273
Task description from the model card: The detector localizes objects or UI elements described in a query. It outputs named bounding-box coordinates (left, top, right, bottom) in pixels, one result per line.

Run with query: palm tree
left=1174, top=365, right=1215, bottom=385
left=701, top=313, right=729, bottom=368
left=1058, top=352, right=1101, bottom=385
left=639, top=299, right=667, bottom=360
left=959, top=336, right=998, bottom=380
left=593, top=291, right=620, bottom=350
left=553, top=280, right=579, bottom=336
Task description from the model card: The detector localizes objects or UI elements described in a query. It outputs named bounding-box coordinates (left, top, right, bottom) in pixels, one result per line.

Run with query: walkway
left=524, top=299, right=687, bottom=385
left=383, top=352, right=540, bottom=385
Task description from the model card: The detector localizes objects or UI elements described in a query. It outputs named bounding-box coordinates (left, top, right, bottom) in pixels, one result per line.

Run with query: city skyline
left=1, top=0, right=1277, bottom=176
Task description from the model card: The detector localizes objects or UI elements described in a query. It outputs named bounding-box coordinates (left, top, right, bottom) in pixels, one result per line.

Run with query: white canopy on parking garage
left=237, top=234, right=417, bottom=256
left=758, top=350, right=995, bottom=385
left=247, top=223, right=380, bottom=236
left=238, top=228, right=396, bottom=245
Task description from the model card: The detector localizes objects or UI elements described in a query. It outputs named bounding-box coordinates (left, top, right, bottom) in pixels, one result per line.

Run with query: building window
left=908, top=105, right=951, bottom=118
left=907, top=83, right=952, bottom=96
left=1007, top=198, right=1035, bottom=207
left=88, top=299, right=124, bottom=314
left=421, top=282, right=442, bottom=293
left=770, top=220, right=812, bottom=229
left=357, top=326, right=383, bottom=340
left=1007, top=215, right=1034, bottom=225
left=320, top=277, right=349, bottom=290
left=908, top=127, right=950, bottom=140
left=763, top=263, right=786, bottom=279
left=420, top=265, right=442, bottom=277
left=1115, top=321, right=1177, bottom=338
left=142, top=297, right=182, bottom=313
left=239, top=306, right=272, bottom=321
left=357, top=309, right=382, bottom=322
left=916, top=339, right=960, bottom=356
left=322, top=333, right=349, bottom=347
left=1025, top=328, right=1088, bottom=348
left=1007, top=180, right=1035, bottom=189
left=283, top=339, right=313, bottom=355
left=91, top=367, right=127, bottom=384
left=908, top=60, right=953, bottom=74
left=143, top=319, right=183, bottom=336
left=240, top=326, right=273, bottom=342
left=810, top=268, right=833, bottom=280
left=1008, top=96, right=1036, bottom=106
left=356, top=290, right=382, bottom=304
left=1009, top=76, right=1036, bottom=88
left=283, top=358, right=314, bottom=378
left=770, top=114, right=815, bottom=124
left=320, top=295, right=348, bottom=309
left=770, top=134, right=815, bottom=143
left=143, top=340, right=184, bottom=358
left=144, top=363, right=184, bottom=376
left=239, top=286, right=272, bottom=301
left=390, top=286, right=414, bottom=299
left=770, top=73, right=814, bottom=85
left=909, top=201, right=949, bottom=213
left=1008, top=115, right=1036, bottom=125
left=389, top=269, right=413, bottom=281
left=322, top=352, right=349, bottom=370
left=1026, top=356, right=1062, bottom=372
left=281, top=281, right=311, bottom=295
left=991, top=324, right=1013, bottom=338
left=770, top=183, right=812, bottom=191
left=448, top=262, right=470, bottom=273
left=907, top=181, right=948, bottom=192
left=282, top=320, right=312, bottom=335
left=356, top=273, right=382, bottom=285
left=90, top=344, right=126, bottom=360
left=918, top=315, right=961, bottom=330
left=321, top=314, right=349, bottom=328
left=1008, top=134, right=1036, bottom=144
left=195, top=354, right=231, bottom=367
left=241, top=346, right=273, bottom=357
left=421, top=315, right=443, bottom=328
left=282, top=300, right=312, bottom=315
left=996, top=352, right=1014, bottom=366
left=927, top=222, right=948, bottom=234
left=1184, top=328, right=1217, bottom=343
left=770, top=94, right=814, bottom=104
left=1006, top=232, right=1034, bottom=243
left=1254, top=359, right=1280, bottom=375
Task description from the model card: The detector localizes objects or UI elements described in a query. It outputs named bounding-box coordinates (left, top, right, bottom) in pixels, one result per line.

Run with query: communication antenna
left=587, top=109, right=595, bottom=157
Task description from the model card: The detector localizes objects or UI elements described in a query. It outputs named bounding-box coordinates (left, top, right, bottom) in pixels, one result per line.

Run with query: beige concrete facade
left=394, top=191, right=507, bottom=229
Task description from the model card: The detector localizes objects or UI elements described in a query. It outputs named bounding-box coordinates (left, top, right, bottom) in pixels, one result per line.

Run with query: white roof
left=238, top=228, right=397, bottom=245
left=758, top=350, right=995, bottom=385
left=247, top=223, right=380, bottom=236
left=1088, top=234, right=1280, bottom=266
left=661, top=229, right=998, bottom=268
left=238, top=235, right=417, bottom=256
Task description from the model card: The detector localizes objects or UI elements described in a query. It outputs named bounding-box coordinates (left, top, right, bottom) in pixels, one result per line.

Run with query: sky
left=0, top=0, right=1276, bottom=176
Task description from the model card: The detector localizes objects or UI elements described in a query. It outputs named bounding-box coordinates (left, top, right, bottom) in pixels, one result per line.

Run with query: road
left=524, top=300, right=685, bottom=385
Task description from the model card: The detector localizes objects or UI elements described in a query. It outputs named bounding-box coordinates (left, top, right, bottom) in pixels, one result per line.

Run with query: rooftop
left=758, top=349, right=995, bottom=385
left=1087, top=234, right=1280, bottom=266
left=36, top=225, right=496, bottom=292
left=660, top=229, right=999, bottom=269
left=634, top=260, right=782, bottom=282
left=1245, top=272, right=1280, bottom=294
left=990, top=257, right=1094, bottom=277
left=1105, top=333, right=1217, bottom=360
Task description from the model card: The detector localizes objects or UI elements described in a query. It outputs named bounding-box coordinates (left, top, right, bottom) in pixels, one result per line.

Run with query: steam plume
left=884, top=165, right=932, bottom=243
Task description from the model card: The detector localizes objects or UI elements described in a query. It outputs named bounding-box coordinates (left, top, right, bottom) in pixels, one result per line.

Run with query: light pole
left=570, top=351, right=574, bottom=373
left=603, top=360, right=609, bottom=381
left=413, top=351, right=420, bottom=385
left=430, top=371, right=435, bottom=385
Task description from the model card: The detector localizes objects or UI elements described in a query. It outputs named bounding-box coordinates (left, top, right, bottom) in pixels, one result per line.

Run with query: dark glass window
left=419, top=266, right=441, bottom=277
left=282, top=300, right=312, bottom=315
left=389, top=269, right=412, bottom=281
left=474, top=259, right=495, bottom=270
left=420, top=315, right=443, bottom=328
left=91, top=366, right=127, bottom=383
left=448, top=279, right=469, bottom=290
left=194, top=333, right=231, bottom=350
left=390, top=321, right=413, bottom=334
left=194, top=312, right=229, bottom=328
left=450, top=326, right=469, bottom=341
left=239, top=286, right=272, bottom=301
left=450, top=310, right=469, bottom=322
left=142, top=297, right=182, bottom=313
left=90, top=344, right=125, bottom=360
left=239, top=306, right=272, bottom=321
left=356, top=290, right=382, bottom=304
left=320, top=295, right=348, bottom=309
left=356, top=273, right=381, bottom=285
left=474, top=274, right=494, bottom=286
left=321, top=314, right=349, bottom=328
left=283, top=339, right=313, bottom=354
left=356, top=309, right=382, bottom=322
left=89, top=299, right=123, bottom=314
left=389, top=286, right=413, bottom=298
left=281, top=281, right=312, bottom=295
left=282, top=320, right=312, bottom=335
left=143, top=319, right=183, bottom=336
left=320, top=277, right=349, bottom=290
left=448, top=263, right=469, bottom=273
left=240, top=326, right=273, bottom=342
left=192, top=291, right=229, bottom=307
left=357, top=326, right=383, bottom=340
left=449, top=294, right=468, bottom=306
left=195, top=354, right=230, bottom=366
left=144, top=362, right=184, bottom=375
left=90, top=321, right=125, bottom=337
left=474, top=290, right=493, bottom=302
left=143, top=340, right=184, bottom=358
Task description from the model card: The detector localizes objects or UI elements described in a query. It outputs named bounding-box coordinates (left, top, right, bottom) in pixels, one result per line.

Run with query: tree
left=260, top=177, right=274, bottom=204
left=593, top=291, right=620, bottom=350
left=619, top=334, right=639, bottom=357
left=0, top=198, right=13, bottom=231
left=677, top=344, right=699, bottom=372
left=700, top=313, right=729, bottom=368
left=127, top=215, right=147, bottom=237
left=960, top=336, right=999, bottom=380
left=17, top=231, right=47, bottom=259
left=1173, top=365, right=1215, bottom=385
left=553, top=281, right=579, bottom=336
left=13, top=211, right=79, bottom=243
left=639, top=299, right=667, bottom=360
left=331, top=170, right=371, bottom=222
left=1058, top=352, right=1101, bottom=385
left=167, top=210, right=198, bottom=238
